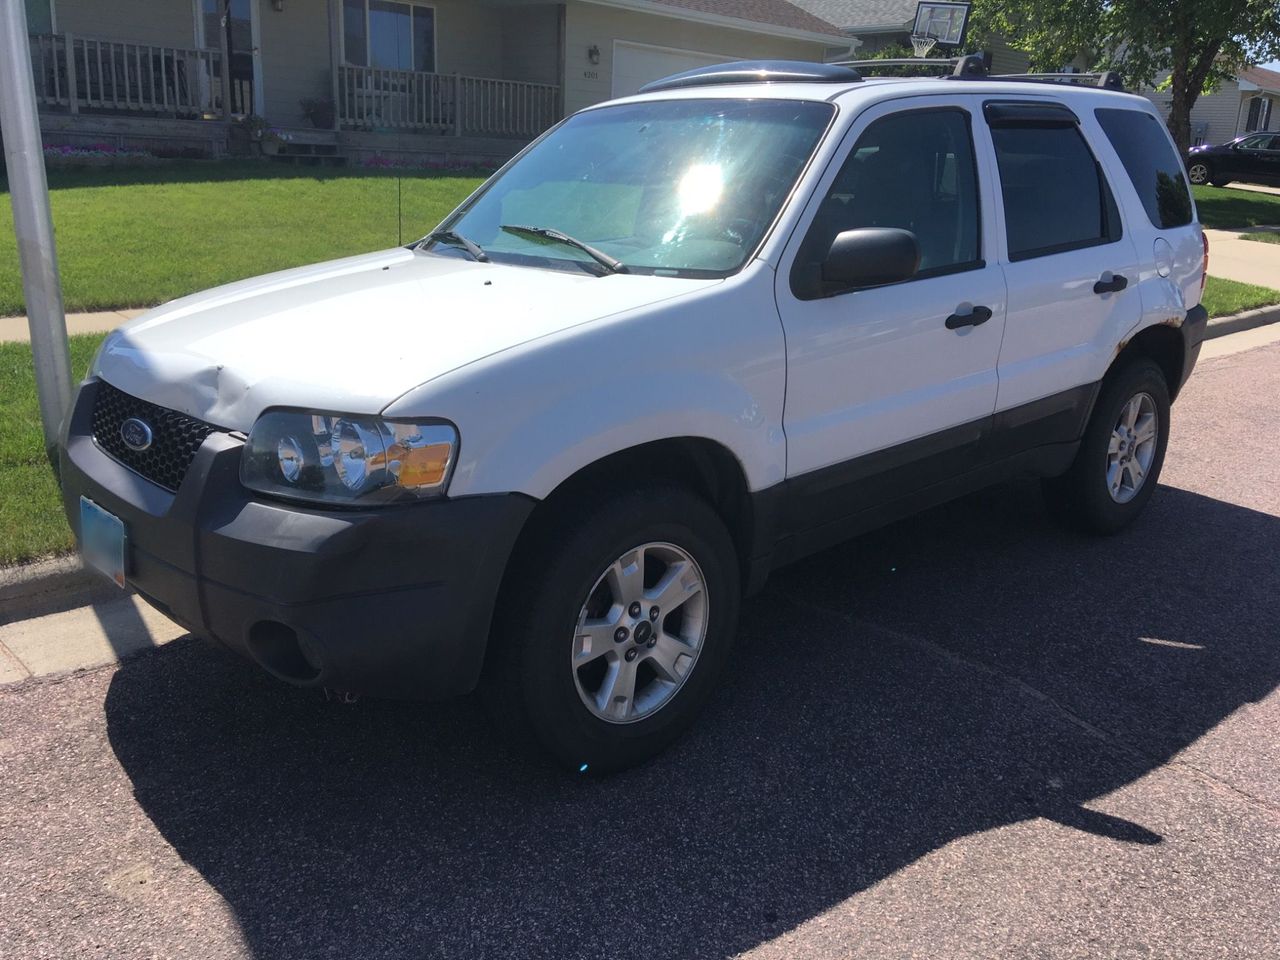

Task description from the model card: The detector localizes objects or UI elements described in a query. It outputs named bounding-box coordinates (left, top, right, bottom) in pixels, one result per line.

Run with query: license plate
left=80, top=496, right=127, bottom=589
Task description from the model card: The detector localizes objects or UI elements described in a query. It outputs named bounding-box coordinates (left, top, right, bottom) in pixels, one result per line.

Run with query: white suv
left=61, top=59, right=1209, bottom=772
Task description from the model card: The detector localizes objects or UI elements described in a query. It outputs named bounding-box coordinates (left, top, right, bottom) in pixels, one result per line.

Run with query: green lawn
left=1201, top=275, right=1280, bottom=318
left=0, top=333, right=104, bottom=565
left=0, top=162, right=485, bottom=317
left=1192, top=184, right=1280, bottom=230
left=1239, top=230, right=1280, bottom=244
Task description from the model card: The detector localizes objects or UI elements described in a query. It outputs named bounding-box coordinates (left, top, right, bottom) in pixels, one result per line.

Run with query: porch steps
left=270, top=127, right=344, bottom=166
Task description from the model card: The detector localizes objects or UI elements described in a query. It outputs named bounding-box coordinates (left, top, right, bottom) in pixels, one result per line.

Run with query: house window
left=24, top=0, right=55, bottom=33
left=343, top=0, right=435, bottom=72
left=1245, top=95, right=1273, bottom=132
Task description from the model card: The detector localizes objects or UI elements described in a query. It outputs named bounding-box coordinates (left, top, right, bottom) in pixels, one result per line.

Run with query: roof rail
left=638, top=60, right=862, bottom=93
left=954, top=66, right=1127, bottom=92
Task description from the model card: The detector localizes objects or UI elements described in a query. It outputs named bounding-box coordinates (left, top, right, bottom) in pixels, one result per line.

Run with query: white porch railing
left=29, top=33, right=224, bottom=117
left=338, top=64, right=559, bottom=139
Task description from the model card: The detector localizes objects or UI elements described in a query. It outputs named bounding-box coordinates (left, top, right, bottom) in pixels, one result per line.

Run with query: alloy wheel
left=1188, top=162, right=1209, bottom=185
left=570, top=542, right=708, bottom=723
left=1107, top=392, right=1158, bottom=504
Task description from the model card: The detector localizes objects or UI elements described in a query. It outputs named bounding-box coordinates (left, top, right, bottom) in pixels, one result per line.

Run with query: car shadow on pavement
left=103, top=480, right=1280, bottom=960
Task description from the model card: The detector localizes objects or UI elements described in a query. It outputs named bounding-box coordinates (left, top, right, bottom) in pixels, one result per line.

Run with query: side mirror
left=821, top=227, right=921, bottom=293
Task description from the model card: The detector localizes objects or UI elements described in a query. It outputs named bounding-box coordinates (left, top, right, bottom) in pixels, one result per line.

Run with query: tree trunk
left=1168, top=62, right=1192, bottom=155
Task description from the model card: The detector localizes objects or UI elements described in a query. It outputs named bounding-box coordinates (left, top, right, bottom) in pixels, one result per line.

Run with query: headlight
left=241, top=410, right=457, bottom=505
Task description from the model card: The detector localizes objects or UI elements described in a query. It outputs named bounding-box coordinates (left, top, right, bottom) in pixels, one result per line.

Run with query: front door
left=202, top=0, right=261, bottom=116
left=774, top=95, right=1007, bottom=530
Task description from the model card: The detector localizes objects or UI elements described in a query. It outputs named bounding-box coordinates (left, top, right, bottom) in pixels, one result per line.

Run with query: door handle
left=1093, top=272, right=1129, bottom=294
left=945, top=304, right=993, bottom=330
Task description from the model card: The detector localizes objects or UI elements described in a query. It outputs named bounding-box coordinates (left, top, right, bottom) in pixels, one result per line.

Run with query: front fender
left=382, top=266, right=787, bottom=499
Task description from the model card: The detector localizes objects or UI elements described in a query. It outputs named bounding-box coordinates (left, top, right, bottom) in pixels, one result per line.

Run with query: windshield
left=432, top=98, right=835, bottom=277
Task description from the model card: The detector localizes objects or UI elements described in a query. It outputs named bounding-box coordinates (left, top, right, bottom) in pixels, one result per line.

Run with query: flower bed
left=43, top=144, right=163, bottom=170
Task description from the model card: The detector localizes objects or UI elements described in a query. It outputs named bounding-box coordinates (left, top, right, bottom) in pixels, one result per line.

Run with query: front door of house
left=202, top=0, right=262, bottom=116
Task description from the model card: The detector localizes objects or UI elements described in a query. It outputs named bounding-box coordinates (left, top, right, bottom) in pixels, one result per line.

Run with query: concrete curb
left=0, top=555, right=118, bottom=624
left=1204, top=303, right=1280, bottom=340
left=0, top=303, right=1278, bottom=622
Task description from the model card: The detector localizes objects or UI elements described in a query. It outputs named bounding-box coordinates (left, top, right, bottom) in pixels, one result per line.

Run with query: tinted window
left=1095, top=108, right=1192, bottom=229
left=990, top=121, right=1121, bottom=261
left=794, top=107, right=981, bottom=296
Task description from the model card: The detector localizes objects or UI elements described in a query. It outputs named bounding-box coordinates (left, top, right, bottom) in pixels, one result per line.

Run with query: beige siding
left=986, top=37, right=1029, bottom=76
left=563, top=1, right=829, bottom=115
left=258, top=0, right=331, bottom=126
left=54, top=0, right=196, bottom=46
left=500, top=4, right=562, bottom=85
left=1141, top=78, right=1246, bottom=145
left=434, top=0, right=505, bottom=78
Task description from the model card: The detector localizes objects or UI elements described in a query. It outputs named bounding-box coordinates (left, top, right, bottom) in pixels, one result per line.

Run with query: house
left=1141, top=65, right=1280, bottom=147
left=22, top=0, right=850, bottom=163
left=786, top=0, right=1031, bottom=73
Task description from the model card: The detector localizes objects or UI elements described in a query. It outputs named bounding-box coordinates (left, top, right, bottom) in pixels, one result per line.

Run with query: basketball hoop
left=910, top=33, right=938, bottom=58
left=911, top=2, right=972, bottom=55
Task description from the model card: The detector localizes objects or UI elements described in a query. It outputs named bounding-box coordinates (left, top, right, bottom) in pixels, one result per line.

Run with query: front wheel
left=1043, top=359, right=1171, bottom=535
left=485, top=486, right=740, bottom=773
left=1187, top=161, right=1211, bottom=186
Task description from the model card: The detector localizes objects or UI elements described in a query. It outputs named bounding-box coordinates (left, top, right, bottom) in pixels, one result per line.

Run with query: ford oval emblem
left=120, top=417, right=154, bottom=452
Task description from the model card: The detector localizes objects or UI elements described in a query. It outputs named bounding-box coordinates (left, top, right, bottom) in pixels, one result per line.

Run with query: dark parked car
left=1186, top=133, right=1280, bottom=187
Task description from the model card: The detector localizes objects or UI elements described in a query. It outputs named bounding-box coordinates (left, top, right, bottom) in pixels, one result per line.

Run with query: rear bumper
left=1177, top=303, right=1209, bottom=395
left=59, top=379, right=534, bottom=699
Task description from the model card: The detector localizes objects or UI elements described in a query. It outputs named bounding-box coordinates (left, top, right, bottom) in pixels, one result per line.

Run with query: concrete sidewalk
left=0, top=308, right=145, bottom=344
left=1204, top=226, right=1280, bottom=288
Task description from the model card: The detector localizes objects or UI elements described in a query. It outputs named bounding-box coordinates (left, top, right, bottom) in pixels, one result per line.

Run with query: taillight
left=1201, top=231, right=1210, bottom=294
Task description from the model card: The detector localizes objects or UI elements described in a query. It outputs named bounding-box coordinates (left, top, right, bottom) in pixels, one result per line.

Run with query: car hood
left=94, top=248, right=718, bottom=430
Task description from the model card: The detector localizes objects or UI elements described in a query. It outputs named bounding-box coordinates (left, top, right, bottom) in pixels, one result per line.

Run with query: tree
left=968, top=0, right=1280, bottom=152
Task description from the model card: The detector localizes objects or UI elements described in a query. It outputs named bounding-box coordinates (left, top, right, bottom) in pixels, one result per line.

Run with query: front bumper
left=59, top=379, right=534, bottom=699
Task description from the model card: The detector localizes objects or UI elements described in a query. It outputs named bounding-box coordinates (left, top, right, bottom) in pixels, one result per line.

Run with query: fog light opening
left=247, top=621, right=322, bottom=684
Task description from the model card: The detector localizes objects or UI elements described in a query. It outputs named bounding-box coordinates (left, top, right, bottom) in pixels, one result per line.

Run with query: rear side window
left=1095, top=108, right=1193, bottom=229
left=988, top=116, right=1122, bottom=261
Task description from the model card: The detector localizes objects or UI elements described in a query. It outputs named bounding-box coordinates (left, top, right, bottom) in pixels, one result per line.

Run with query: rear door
left=774, top=94, right=1007, bottom=527
left=976, top=99, right=1142, bottom=431
left=1093, top=105, right=1203, bottom=315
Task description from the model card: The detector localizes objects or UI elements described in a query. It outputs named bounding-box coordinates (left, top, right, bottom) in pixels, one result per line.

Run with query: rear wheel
left=485, top=486, right=740, bottom=773
left=1043, top=359, right=1171, bottom=535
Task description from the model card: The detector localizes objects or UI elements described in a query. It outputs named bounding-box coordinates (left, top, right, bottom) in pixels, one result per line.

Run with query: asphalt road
left=3, top=341, right=1279, bottom=960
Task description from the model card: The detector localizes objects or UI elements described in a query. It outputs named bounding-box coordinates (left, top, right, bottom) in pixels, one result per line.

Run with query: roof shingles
left=648, top=0, right=850, bottom=38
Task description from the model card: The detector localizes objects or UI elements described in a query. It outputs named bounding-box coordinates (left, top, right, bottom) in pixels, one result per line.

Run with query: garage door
left=611, top=42, right=734, bottom=99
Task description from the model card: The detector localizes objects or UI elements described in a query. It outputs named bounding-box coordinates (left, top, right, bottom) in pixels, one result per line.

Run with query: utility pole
left=1, top=0, right=73, bottom=461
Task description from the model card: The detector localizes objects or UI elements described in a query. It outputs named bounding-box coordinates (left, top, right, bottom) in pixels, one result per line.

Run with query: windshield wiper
left=422, top=230, right=488, bottom=263
left=499, top=224, right=627, bottom=274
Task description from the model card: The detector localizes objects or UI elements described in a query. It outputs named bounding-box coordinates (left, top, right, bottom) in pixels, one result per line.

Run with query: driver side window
left=793, top=106, right=982, bottom=299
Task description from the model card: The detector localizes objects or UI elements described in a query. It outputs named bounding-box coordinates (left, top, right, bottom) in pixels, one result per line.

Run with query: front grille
left=91, top=381, right=219, bottom=492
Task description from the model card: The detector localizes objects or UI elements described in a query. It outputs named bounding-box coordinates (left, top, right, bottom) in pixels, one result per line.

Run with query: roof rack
left=635, top=56, right=1127, bottom=95
left=835, top=52, right=1127, bottom=91
left=997, top=70, right=1126, bottom=91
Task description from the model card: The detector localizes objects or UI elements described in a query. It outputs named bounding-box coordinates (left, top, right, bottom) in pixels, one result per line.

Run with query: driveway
left=2, top=339, right=1279, bottom=959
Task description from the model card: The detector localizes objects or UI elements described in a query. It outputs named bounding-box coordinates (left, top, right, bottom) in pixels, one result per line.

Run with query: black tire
left=484, top=485, right=740, bottom=774
left=1043, top=359, right=1171, bottom=535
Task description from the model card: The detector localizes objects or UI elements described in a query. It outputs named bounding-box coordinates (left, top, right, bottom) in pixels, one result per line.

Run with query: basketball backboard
left=911, top=1, right=971, bottom=48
